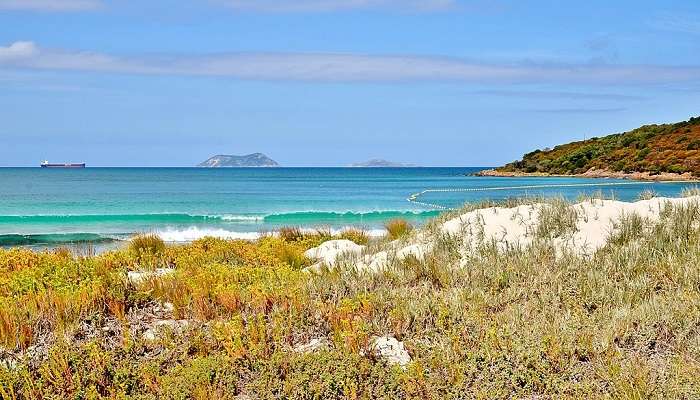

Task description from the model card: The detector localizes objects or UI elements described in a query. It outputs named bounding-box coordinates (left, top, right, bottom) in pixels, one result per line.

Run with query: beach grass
left=384, top=218, right=414, bottom=240
left=1, top=197, right=700, bottom=398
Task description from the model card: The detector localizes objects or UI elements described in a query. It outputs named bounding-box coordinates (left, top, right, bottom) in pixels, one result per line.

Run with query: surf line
left=406, top=181, right=671, bottom=210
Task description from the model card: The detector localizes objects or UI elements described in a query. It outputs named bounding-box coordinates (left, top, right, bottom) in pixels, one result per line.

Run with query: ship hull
left=41, top=163, right=86, bottom=168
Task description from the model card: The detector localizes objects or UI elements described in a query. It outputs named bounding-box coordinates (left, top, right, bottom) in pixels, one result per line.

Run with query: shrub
left=129, top=233, right=165, bottom=256
left=384, top=219, right=413, bottom=240
left=275, top=242, right=309, bottom=269
left=278, top=226, right=304, bottom=242
left=338, top=228, right=369, bottom=245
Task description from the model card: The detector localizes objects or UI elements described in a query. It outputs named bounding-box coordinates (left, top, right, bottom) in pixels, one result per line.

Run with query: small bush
left=278, top=226, right=304, bottom=242
left=384, top=219, right=413, bottom=240
left=338, top=229, right=369, bottom=245
left=276, top=243, right=309, bottom=269
left=129, top=234, right=165, bottom=255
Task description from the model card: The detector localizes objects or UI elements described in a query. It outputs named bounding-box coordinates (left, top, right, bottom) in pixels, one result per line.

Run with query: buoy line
left=406, top=181, right=675, bottom=210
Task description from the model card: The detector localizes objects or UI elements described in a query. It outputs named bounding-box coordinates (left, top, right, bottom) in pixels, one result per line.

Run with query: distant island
left=479, top=116, right=700, bottom=181
left=350, top=159, right=419, bottom=167
left=198, top=153, right=279, bottom=167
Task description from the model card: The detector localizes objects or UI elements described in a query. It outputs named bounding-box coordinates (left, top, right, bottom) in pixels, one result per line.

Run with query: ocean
left=0, top=167, right=696, bottom=248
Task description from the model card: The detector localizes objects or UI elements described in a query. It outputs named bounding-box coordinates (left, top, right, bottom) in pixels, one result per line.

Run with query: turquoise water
left=0, top=167, right=695, bottom=246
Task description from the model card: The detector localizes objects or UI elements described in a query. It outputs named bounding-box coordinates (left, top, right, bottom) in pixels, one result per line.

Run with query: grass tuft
left=534, top=198, right=579, bottom=239
left=278, top=226, right=304, bottom=242
left=637, top=189, right=657, bottom=200
left=681, top=185, right=700, bottom=197
left=384, top=219, right=413, bottom=240
left=338, top=228, right=369, bottom=245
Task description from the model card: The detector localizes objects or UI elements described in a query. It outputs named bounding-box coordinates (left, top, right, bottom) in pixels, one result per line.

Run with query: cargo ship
left=40, top=160, right=86, bottom=168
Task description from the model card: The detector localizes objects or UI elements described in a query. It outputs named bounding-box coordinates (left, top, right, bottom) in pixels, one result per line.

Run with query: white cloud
left=0, top=41, right=38, bottom=62
left=217, top=0, right=456, bottom=12
left=1, top=41, right=700, bottom=85
left=0, top=0, right=101, bottom=11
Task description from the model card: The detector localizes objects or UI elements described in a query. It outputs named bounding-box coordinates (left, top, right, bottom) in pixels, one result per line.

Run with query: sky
left=1, top=0, right=700, bottom=166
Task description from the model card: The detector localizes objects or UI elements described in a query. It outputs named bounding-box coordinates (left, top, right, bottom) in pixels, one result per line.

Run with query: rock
left=142, top=319, right=189, bottom=341
left=356, top=251, right=389, bottom=272
left=370, top=335, right=411, bottom=368
left=127, top=268, right=175, bottom=284
left=0, top=357, right=17, bottom=370
left=304, top=240, right=365, bottom=266
left=293, top=337, right=330, bottom=353
left=154, top=301, right=175, bottom=314
left=302, top=262, right=325, bottom=274
left=0, top=347, right=18, bottom=370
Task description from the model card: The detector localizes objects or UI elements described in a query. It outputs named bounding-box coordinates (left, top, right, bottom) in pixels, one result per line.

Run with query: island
left=198, top=153, right=279, bottom=167
left=350, top=159, right=418, bottom=167
left=478, top=116, right=700, bottom=181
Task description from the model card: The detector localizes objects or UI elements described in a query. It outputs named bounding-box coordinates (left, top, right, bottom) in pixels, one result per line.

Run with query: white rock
left=127, top=268, right=175, bottom=285
left=293, top=337, right=330, bottom=353
left=155, top=302, right=175, bottom=314
left=0, top=358, right=17, bottom=370
left=302, top=262, right=324, bottom=274
left=143, top=319, right=189, bottom=341
left=370, top=336, right=411, bottom=368
left=304, top=240, right=365, bottom=266
left=356, top=251, right=389, bottom=272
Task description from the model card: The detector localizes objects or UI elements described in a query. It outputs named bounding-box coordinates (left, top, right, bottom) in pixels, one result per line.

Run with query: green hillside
left=498, top=116, right=700, bottom=176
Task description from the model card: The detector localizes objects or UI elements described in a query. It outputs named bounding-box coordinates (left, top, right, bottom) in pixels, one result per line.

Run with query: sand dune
left=304, top=196, right=700, bottom=272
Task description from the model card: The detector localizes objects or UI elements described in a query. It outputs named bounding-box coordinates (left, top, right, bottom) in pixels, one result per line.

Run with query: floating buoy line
left=406, top=181, right=676, bottom=210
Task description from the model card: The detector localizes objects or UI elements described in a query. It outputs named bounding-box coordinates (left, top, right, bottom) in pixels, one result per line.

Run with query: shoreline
left=475, top=168, right=699, bottom=182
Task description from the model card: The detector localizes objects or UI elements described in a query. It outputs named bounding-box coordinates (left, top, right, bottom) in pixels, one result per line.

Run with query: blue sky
left=1, top=0, right=699, bottom=166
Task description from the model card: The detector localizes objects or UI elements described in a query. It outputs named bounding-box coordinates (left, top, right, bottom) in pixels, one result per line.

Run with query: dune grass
left=384, top=218, right=414, bottom=240
left=337, top=228, right=370, bottom=246
left=1, top=198, right=700, bottom=398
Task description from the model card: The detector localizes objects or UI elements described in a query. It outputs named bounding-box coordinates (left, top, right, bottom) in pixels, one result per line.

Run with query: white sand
left=304, top=196, right=700, bottom=273
left=442, top=196, right=697, bottom=256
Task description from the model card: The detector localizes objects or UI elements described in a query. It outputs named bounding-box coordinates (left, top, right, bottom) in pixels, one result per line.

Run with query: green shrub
left=129, top=233, right=165, bottom=256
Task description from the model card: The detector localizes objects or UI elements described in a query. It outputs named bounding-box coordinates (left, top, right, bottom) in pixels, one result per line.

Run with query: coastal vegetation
left=384, top=218, right=413, bottom=240
left=1, top=195, right=700, bottom=398
left=495, top=116, right=700, bottom=176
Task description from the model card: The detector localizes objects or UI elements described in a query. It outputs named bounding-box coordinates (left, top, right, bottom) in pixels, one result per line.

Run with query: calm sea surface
left=0, top=167, right=695, bottom=247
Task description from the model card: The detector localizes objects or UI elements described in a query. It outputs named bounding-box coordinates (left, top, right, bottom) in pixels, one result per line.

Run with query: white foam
left=156, top=227, right=261, bottom=242
left=154, top=226, right=388, bottom=243
left=218, top=215, right=265, bottom=222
